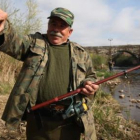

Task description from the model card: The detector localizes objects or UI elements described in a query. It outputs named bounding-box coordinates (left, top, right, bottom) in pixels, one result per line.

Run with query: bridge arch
left=112, top=50, right=140, bottom=66
left=114, top=50, right=138, bottom=58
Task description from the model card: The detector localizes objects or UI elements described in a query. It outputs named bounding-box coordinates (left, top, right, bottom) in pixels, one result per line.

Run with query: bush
left=90, top=53, right=108, bottom=70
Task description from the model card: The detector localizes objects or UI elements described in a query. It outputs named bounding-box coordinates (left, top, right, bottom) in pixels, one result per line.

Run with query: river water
left=102, top=66, right=140, bottom=123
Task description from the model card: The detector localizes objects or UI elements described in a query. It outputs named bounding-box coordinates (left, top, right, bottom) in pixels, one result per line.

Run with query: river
left=102, top=66, right=140, bottom=123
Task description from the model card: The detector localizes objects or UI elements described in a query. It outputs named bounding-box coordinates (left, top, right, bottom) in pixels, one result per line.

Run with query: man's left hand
left=81, top=81, right=99, bottom=96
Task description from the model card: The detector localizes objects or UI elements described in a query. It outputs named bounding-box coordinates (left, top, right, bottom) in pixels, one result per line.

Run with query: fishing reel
left=62, top=96, right=88, bottom=119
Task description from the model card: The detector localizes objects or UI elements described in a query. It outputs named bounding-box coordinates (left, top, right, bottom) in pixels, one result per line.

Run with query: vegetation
left=0, top=0, right=42, bottom=94
left=96, top=69, right=114, bottom=78
left=0, top=0, right=42, bottom=34
left=93, top=89, right=140, bottom=140
left=90, top=53, right=115, bottom=79
left=90, top=53, right=108, bottom=70
left=0, top=1, right=140, bottom=140
left=0, top=52, right=21, bottom=94
left=84, top=53, right=140, bottom=139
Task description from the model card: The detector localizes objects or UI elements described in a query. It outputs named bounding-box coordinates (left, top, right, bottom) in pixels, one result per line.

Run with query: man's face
left=47, top=17, right=73, bottom=45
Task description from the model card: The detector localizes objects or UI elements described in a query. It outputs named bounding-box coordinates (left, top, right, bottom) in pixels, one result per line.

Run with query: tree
left=0, top=0, right=42, bottom=90
left=23, top=0, right=42, bottom=34
left=0, top=0, right=19, bottom=16
left=0, top=0, right=42, bottom=35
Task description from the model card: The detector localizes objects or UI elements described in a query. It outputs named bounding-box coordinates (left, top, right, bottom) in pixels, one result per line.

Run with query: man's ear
left=68, top=28, right=73, bottom=37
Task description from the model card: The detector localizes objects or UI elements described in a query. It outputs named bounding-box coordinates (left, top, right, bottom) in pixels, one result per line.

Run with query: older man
left=0, top=7, right=99, bottom=140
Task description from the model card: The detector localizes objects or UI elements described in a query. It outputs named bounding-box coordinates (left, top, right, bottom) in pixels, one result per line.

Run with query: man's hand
left=81, top=81, right=99, bottom=96
left=0, top=9, right=8, bottom=32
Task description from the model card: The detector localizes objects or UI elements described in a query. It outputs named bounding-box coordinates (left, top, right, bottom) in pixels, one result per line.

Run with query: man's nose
left=53, top=26, right=59, bottom=32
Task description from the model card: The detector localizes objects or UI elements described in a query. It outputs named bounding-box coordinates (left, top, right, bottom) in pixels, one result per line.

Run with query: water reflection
left=102, top=67, right=140, bottom=122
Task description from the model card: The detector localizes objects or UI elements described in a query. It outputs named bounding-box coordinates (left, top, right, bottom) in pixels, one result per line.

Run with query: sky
left=13, top=0, right=140, bottom=46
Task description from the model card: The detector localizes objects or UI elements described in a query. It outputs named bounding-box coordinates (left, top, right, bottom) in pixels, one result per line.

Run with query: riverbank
left=93, top=89, right=140, bottom=140
left=0, top=92, right=140, bottom=140
left=0, top=95, right=26, bottom=140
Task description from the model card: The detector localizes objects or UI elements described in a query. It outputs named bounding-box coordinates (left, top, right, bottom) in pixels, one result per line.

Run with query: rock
left=119, top=90, right=124, bottom=93
left=137, top=100, right=140, bottom=103
left=129, top=99, right=137, bottom=103
left=136, top=105, right=140, bottom=109
left=129, top=104, right=134, bottom=107
left=114, top=82, right=118, bottom=85
left=119, top=94, right=125, bottom=98
left=127, top=81, right=131, bottom=84
left=119, top=125, right=124, bottom=129
left=107, top=81, right=111, bottom=85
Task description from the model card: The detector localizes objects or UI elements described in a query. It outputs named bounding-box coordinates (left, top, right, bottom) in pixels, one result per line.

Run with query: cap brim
left=47, top=15, right=71, bottom=26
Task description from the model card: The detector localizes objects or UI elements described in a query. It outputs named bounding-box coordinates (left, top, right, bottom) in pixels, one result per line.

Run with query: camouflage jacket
left=0, top=23, right=97, bottom=140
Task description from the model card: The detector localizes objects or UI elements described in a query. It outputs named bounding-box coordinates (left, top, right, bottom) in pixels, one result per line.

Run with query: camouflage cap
left=48, top=7, right=74, bottom=27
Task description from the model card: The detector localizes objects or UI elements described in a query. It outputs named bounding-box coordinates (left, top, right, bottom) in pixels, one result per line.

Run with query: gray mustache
left=50, top=31, right=63, bottom=38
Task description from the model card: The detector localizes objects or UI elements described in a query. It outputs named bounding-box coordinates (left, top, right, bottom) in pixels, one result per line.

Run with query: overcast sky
left=14, top=0, right=140, bottom=46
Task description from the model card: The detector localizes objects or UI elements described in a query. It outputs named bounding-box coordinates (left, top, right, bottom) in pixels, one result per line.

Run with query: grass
left=90, top=53, right=108, bottom=70
left=96, top=69, right=115, bottom=78
left=93, top=89, right=140, bottom=140
left=0, top=82, right=13, bottom=95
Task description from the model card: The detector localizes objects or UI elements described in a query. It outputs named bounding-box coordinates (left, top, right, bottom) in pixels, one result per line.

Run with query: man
left=0, top=7, right=99, bottom=140
left=108, top=58, right=114, bottom=71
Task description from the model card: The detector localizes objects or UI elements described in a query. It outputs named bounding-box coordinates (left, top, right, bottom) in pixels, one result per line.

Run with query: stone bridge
left=84, top=44, right=140, bottom=59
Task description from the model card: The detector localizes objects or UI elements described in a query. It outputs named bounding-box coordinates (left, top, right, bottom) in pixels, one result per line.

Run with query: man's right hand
left=0, top=9, right=8, bottom=32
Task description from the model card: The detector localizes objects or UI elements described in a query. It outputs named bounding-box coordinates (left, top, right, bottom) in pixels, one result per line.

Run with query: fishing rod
left=31, top=65, right=140, bottom=111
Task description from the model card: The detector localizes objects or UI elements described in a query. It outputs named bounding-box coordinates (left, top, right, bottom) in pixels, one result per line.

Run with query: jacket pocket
left=24, top=45, right=45, bottom=69
left=30, top=45, right=45, bottom=57
left=77, top=63, right=86, bottom=72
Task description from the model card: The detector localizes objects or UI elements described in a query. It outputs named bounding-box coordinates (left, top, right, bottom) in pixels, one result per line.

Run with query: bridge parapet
left=84, top=45, right=140, bottom=57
